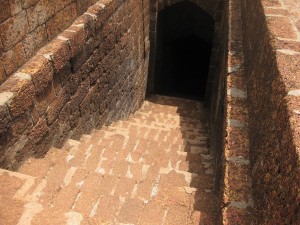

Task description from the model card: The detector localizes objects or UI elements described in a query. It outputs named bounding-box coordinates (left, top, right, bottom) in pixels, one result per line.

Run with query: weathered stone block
left=46, top=3, right=77, bottom=40
left=60, top=28, right=84, bottom=57
left=28, top=116, right=49, bottom=144
left=46, top=89, right=69, bottom=125
left=58, top=101, right=71, bottom=125
left=0, top=0, right=12, bottom=24
left=0, top=104, right=11, bottom=134
left=76, top=0, right=91, bottom=15
left=69, top=78, right=90, bottom=111
left=26, top=0, right=55, bottom=31
left=73, top=14, right=96, bottom=40
left=0, top=73, right=34, bottom=117
left=21, top=0, right=40, bottom=8
left=23, top=25, right=48, bottom=59
left=0, top=61, right=6, bottom=84
left=52, top=62, right=72, bottom=92
left=9, top=0, right=22, bottom=15
left=19, top=54, right=54, bottom=94
left=33, top=84, right=56, bottom=119
left=0, top=10, right=28, bottom=50
left=10, top=113, right=33, bottom=137
left=1, top=41, right=27, bottom=76
left=39, top=39, right=71, bottom=71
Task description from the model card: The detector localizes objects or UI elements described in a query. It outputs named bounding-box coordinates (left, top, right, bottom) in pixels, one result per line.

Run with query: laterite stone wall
left=0, top=0, right=150, bottom=170
left=0, top=0, right=102, bottom=85
left=241, top=0, right=300, bottom=224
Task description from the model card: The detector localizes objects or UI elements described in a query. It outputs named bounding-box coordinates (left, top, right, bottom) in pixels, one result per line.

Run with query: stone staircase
left=0, top=95, right=217, bottom=225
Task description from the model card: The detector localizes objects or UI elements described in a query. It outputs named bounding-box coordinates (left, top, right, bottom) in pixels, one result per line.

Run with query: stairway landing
left=0, top=95, right=217, bottom=225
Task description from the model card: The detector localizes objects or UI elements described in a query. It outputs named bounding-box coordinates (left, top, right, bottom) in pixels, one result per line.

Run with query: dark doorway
left=153, top=1, right=215, bottom=101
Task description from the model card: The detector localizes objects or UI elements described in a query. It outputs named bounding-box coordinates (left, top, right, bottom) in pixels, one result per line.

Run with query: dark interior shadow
left=153, top=1, right=214, bottom=101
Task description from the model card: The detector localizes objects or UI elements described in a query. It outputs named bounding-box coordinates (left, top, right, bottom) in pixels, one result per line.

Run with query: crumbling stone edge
left=220, top=0, right=254, bottom=224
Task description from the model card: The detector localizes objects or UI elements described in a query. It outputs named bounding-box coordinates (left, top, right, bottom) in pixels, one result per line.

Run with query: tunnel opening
left=152, top=1, right=215, bottom=101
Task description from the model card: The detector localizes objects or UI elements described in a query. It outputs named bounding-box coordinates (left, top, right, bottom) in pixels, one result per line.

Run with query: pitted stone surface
left=0, top=95, right=217, bottom=224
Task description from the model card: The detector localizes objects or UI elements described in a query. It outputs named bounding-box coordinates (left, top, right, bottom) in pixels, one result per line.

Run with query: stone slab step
left=0, top=169, right=38, bottom=225
left=142, top=95, right=204, bottom=113
left=111, top=119, right=208, bottom=135
left=3, top=160, right=214, bottom=225
left=102, top=124, right=210, bottom=148
left=17, top=138, right=80, bottom=177
left=128, top=112, right=209, bottom=131
left=3, top=95, right=217, bottom=224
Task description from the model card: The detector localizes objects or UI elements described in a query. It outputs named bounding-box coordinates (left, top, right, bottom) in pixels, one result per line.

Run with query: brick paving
left=0, top=95, right=217, bottom=225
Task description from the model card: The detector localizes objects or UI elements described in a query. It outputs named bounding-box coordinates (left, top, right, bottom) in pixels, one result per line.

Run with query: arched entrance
left=149, top=1, right=215, bottom=101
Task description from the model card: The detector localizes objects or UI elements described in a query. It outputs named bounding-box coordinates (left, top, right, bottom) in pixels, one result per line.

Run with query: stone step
left=138, top=104, right=205, bottom=121
left=128, top=111, right=209, bottom=130
left=133, top=106, right=207, bottom=119
left=3, top=95, right=217, bottom=224
left=110, top=119, right=209, bottom=136
left=0, top=169, right=37, bottom=225
left=65, top=131, right=212, bottom=172
left=27, top=169, right=215, bottom=225
left=142, top=95, right=204, bottom=113
left=18, top=139, right=80, bottom=177
left=103, top=122, right=210, bottom=147
left=3, top=159, right=216, bottom=225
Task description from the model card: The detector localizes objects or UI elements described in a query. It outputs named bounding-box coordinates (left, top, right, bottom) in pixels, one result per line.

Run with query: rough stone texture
left=0, top=0, right=150, bottom=169
left=0, top=0, right=99, bottom=84
left=0, top=0, right=299, bottom=224
left=0, top=96, right=217, bottom=225
left=241, top=0, right=300, bottom=224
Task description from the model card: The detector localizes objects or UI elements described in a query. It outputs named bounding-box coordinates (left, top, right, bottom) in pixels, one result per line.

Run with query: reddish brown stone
left=262, top=0, right=282, bottom=7
left=0, top=105, right=11, bottom=134
left=9, top=0, right=22, bottom=15
left=223, top=207, right=253, bottom=225
left=33, top=84, right=56, bottom=119
left=21, top=0, right=39, bottom=8
left=0, top=0, right=12, bottom=24
left=39, top=38, right=71, bottom=71
left=23, top=25, right=48, bottom=59
left=0, top=10, right=28, bottom=50
left=0, top=73, right=34, bottom=117
left=26, top=1, right=55, bottom=31
left=46, top=90, right=69, bottom=125
left=140, top=199, right=166, bottom=225
left=19, top=54, right=54, bottom=94
left=60, top=28, right=84, bottom=57
left=46, top=3, right=77, bottom=40
left=267, top=16, right=297, bottom=39
left=91, top=195, right=121, bottom=223
left=117, top=198, right=144, bottom=224
left=73, top=14, right=96, bottom=40
left=98, top=175, right=118, bottom=195
left=0, top=60, right=6, bottom=84
left=1, top=41, right=27, bottom=76
left=114, top=177, right=136, bottom=198
left=10, top=113, right=33, bottom=136
left=76, top=0, right=91, bottom=15
left=28, top=116, right=49, bottom=144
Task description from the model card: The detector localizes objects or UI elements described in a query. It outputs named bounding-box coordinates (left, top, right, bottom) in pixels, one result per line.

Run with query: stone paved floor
left=0, top=95, right=217, bottom=225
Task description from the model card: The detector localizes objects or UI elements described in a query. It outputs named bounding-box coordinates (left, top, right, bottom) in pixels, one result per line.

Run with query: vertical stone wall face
left=0, top=0, right=150, bottom=170
left=0, top=0, right=102, bottom=85
left=241, top=0, right=300, bottom=224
